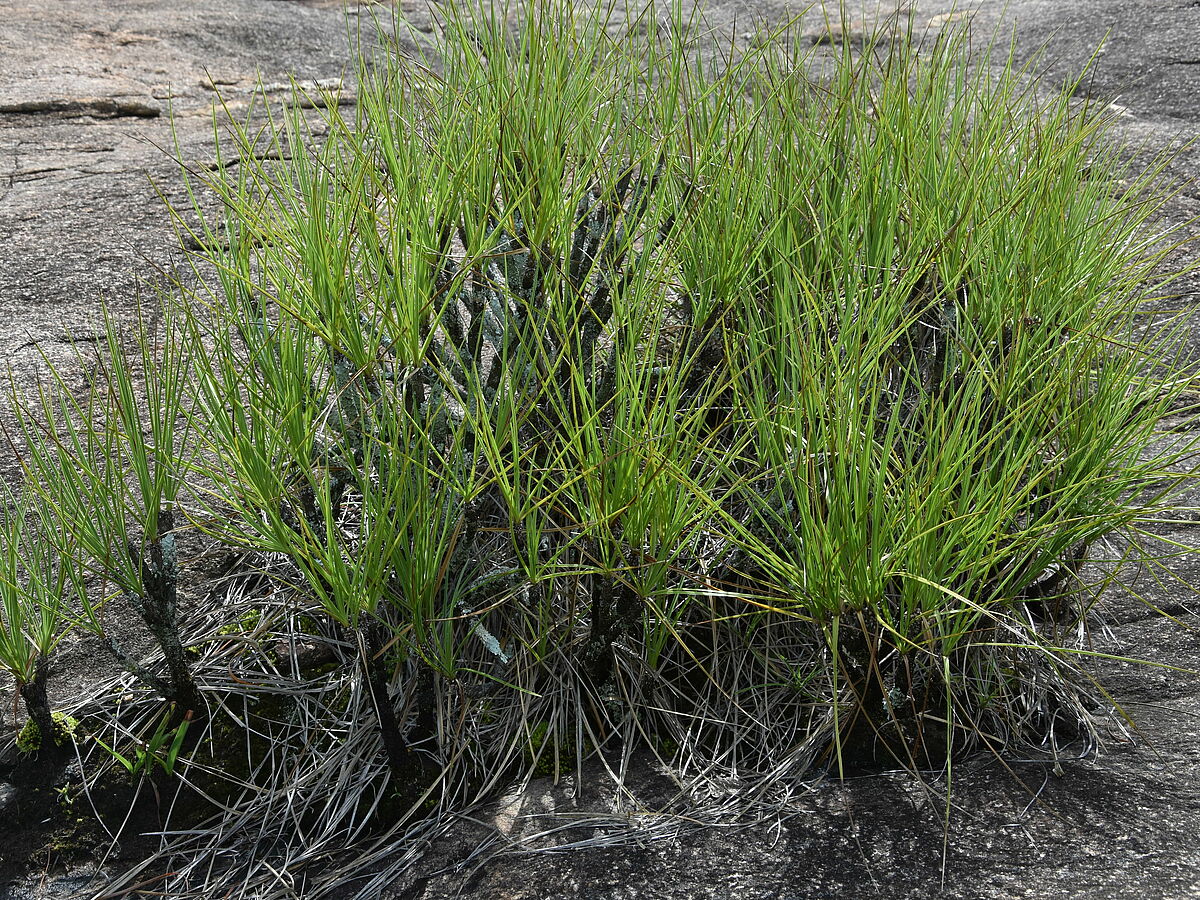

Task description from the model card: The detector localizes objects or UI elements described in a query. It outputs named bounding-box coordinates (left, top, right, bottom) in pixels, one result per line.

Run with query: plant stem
left=19, top=655, right=64, bottom=758
left=360, top=622, right=425, bottom=790
left=127, top=509, right=204, bottom=720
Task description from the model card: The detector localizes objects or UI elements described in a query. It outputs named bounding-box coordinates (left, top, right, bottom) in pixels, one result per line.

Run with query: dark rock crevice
left=0, top=97, right=161, bottom=118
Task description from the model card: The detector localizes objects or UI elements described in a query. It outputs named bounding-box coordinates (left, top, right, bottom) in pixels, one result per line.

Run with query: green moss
left=44, top=817, right=91, bottom=856
left=216, top=608, right=263, bottom=637
left=525, top=721, right=552, bottom=775
left=187, top=608, right=269, bottom=658
left=306, top=660, right=341, bottom=678
left=17, top=712, right=80, bottom=753
left=523, top=720, right=595, bottom=779
left=652, top=733, right=680, bottom=759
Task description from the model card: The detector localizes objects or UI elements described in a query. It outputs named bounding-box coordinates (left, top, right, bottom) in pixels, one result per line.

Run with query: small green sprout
left=93, top=704, right=194, bottom=779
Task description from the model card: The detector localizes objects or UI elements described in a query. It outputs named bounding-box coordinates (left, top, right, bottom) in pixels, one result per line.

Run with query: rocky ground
left=3, top=0, right=1200, bottom=897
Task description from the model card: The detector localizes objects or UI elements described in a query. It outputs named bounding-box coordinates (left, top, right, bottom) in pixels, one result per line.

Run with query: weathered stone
left=2, top=1, right=1200, bottom=898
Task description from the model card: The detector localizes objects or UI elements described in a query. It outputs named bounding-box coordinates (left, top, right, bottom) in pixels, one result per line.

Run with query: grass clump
left=0, top=482, right=87, bottom=758
left=10, top=302, right=203, bottom=720
left=168, top=0, right=1196, bottom=779
left=3, top=1, right=1199, bottom=895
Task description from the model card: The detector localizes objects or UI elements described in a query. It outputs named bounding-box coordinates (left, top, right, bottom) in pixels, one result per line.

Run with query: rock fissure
left=0, top=97, right=161, bottom=118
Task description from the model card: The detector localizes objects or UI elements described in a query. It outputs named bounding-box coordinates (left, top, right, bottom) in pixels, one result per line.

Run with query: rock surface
left=2, top=0, right=1200, bottom=898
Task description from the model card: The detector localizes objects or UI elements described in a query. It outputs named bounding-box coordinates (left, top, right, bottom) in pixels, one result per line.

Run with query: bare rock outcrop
left=2, top=1, right=1200, bottom=898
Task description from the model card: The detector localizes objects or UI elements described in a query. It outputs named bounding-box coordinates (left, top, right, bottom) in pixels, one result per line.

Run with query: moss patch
left=16, top=712, right=79, bottom=754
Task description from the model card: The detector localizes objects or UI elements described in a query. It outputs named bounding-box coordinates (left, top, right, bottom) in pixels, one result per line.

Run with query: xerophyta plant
left=6, top=1, right=1200, bottom=897
left=172, top=0, right=1197, bottom=796
left=12, top=301, right=203, bottom=721
left=0, top=483, right=87, bottom=757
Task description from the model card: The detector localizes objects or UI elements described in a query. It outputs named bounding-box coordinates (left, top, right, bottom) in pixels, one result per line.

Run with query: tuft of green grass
left=0, top=484, right=85, bottom=755
left=11, top=300, right=203, bottom=719
left=164, top=0, right=1200, bottom=783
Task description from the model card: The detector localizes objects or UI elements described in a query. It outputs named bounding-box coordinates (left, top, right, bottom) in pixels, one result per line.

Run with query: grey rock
left=2, top=1, right=1200, bottom=899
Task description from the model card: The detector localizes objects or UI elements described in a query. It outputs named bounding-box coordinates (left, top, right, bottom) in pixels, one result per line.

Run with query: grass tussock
left=2, top=2, right=1199, bottom=896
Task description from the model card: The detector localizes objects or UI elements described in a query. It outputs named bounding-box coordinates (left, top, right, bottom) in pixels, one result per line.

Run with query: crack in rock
left=10, top=166, right=66, bottom=182
left=0, top=97, right=160, bottom=118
